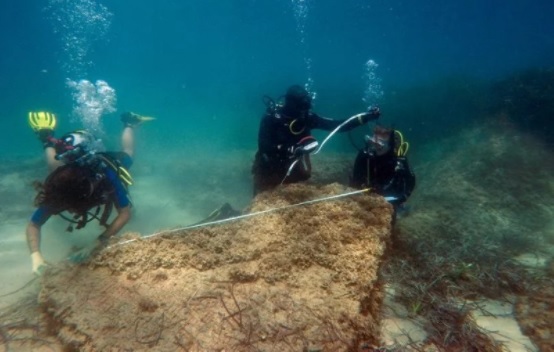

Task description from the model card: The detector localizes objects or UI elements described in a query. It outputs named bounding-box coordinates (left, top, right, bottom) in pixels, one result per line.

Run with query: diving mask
left=365, top=134, right=391, bottom=156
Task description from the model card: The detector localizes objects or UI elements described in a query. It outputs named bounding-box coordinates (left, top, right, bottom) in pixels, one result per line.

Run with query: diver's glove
left=289, top=145, right=308, bottom=158
left=31, top=251, right=48, bottom=276
left=395, top=159, right=406, bottom=171
left=288, top=136, right=319, bottom=158
left=356, top=106, right=381, bottom=124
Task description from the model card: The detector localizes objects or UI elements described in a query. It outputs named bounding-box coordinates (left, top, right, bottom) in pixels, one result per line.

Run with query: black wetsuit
left=252, top=107, right=363, bottom=194
left=350, top=149, right=415, bottom=207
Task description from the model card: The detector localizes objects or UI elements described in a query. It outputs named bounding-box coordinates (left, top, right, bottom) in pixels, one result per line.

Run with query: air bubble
left=362, top=59, right=384, bottom=108
left=66, top=79, right=117, bottom=134
left=45, top=0, right=113, bottom=77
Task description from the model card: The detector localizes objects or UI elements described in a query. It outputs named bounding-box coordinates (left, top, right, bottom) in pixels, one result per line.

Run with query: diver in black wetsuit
left=252, top=84, right=380, bottom=195
left=350, top=125, right=415, bottom=213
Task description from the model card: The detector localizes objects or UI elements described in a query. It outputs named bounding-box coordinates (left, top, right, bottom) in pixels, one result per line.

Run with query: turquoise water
left=1, top=0, right=553, bottom=154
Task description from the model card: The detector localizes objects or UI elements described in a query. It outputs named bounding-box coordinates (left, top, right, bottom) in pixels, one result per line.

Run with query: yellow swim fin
left=28, top=111, right=57, bottom=132
left=136, top=114, right=156, bottom=122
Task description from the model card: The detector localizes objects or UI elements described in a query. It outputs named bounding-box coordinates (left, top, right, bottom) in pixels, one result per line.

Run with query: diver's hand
left=289, top=136, right=319, bottom=158
left=290, top=145, right=307, bottom=158
left=31, top=251, right=48, bottom=276
left=289, top=144, right=314, bottom=158
left=357, top=106, right=381, bottom=124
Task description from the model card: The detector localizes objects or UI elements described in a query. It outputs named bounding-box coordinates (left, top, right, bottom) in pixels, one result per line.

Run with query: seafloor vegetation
left=377, top=66, right=554, bottom=351
left=381, top=121, right=554, bottom=351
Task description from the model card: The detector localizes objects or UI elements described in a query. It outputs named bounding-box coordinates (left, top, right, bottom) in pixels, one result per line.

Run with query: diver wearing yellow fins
left=26, top=111, right=154, bottom=276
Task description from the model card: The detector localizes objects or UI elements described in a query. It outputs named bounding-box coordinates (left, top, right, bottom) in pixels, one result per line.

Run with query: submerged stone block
left=39, top=183, right=393, bottom=351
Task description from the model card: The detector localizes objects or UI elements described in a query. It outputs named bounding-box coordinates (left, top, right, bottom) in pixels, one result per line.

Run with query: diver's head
left=35, top=164, right=97, bottom=214
left=365, top=125, right=394, bottom=156
left=54, top=130, right=103, bottom=163
left=282, top=85, right=312, bottom=118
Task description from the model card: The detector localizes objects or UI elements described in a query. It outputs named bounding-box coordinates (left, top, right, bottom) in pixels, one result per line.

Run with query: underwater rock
left=38, top=183, right=393, bottom=351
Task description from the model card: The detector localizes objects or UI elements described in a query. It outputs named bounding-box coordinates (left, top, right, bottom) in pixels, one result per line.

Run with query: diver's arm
left=45, top=146, right=64, bottom=172
left=99, top=168, right=132, bottom=243
left=67, top=206, right=131, bottom=264
left=26, top=222, right=47, bottom=275
left=26, top=222, right=42, bottom=254
left=26, top=207, right=52, bottom=254
left=311, top=108, right=380, bottom=132
left=312, top=113, right=369, bottom=132
left=98, top=205, right=131, bottom=242
left=309, top=113, right=345, bottom=131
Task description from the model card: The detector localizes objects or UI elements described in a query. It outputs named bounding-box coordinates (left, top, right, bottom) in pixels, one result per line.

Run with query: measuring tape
left=113, top=188, right=371, bottom=248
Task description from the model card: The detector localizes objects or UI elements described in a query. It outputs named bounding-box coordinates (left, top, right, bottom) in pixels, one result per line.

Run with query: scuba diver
left=350, top=125, right=415, bottom=214
left=25, top=111, right=154, bottom=276
left=252, top=84, right=381, bottom=195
